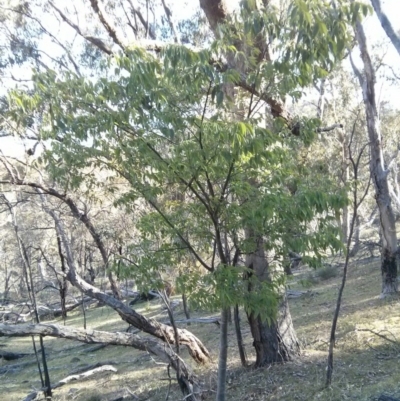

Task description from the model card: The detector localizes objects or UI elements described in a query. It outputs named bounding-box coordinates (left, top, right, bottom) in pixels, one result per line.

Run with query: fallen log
left=175, top=318, right=220, bottom=326
left=82, top=343, right=108, bottom=353
left=0, top=323, right=200, bottom=400
left=22, top=392, right=38, bottom=401
left=54, top=365, right=117, bottom=389
left=378, top=396, right=400, bottom=401
left=68, top=361, right=117, bottom=375
left=21, top=365, right=117, bottom=401
left=0, top=350, right=29, bottom=360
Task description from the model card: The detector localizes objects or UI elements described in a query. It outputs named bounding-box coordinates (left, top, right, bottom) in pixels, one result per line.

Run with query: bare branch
left=161, top=0, right=180, bottom=44
left=126, top=0, right=156, bottom=40
left=88, top=0, right=126, bottom=51
left=49, top=1, right=113, bottom=55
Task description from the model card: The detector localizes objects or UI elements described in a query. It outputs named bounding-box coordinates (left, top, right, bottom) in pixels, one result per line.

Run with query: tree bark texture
left=246, top=234, right=300, bottom=366
left=353, top=20, right=398, bottom=296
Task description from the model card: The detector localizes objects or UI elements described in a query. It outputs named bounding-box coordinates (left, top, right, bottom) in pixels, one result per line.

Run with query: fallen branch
left=21, top=365, right=117, bottom=401
left=22, top=392, right=38, bottom=401
left=53, top=365, right=117, bottom=389
left=0, top=323, right=200, bottom=400
left=0, top=350, right=29, bottom=360
left=378, top=395, right=400, bottom=401
left=82, top=343, right=108, bottom=353
left=175, top=318, right=220, bottom=326
left=356, top=328, right=400, bottom=347
left=68, top=361, right=117, bottom=375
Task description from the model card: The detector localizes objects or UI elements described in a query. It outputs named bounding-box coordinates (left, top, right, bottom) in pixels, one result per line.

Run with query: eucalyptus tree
left=370, top=0, right=400, bottom=56
left=351, top=12, right=399, bottom=296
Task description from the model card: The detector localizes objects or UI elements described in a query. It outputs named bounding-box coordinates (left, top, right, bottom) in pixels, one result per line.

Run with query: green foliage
left=216, top=0, right=368, bottom=102
left=5, top=0, right=365, bottom=324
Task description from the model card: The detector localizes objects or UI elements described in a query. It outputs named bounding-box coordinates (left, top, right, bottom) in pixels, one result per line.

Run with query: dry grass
left=1, top=255, right=400, bottom=401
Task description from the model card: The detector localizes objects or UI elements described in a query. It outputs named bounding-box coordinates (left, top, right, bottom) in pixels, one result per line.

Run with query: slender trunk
left=216, top=307, right=229, bottom=401
left=182, top=292, right=191, bottom=324
left=39, top=335, right=52, bottom=398
left=234, top=304, right=247, bottom=366
left=6, top=198, right=52, bottom=398
left=352, top=19, right=398, bottom=296
left=31, top=336, right=44, bottom=388
left=326, top=195, right=357, bottom=385
left=339, top=126, right=350, bottom=242
left=3, top=266, right=11, bottom=303
left=56, top=236, right=68, bottom=319
left=25, top=245, right=52, bottom=398
left=326, top=122, right=371, bottom=386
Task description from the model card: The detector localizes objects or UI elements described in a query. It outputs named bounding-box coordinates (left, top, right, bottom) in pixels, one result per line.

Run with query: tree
left=351, top=14, right=398, bottom=296
left=2, top=1, right=368, bottom=399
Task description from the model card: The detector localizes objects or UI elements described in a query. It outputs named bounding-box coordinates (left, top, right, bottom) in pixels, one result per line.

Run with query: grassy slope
left=1, top=256, right=400, bottom=401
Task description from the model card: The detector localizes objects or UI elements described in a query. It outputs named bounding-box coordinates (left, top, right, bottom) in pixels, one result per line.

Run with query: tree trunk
left=216, top=307, right=229, bottom=401
left=233, top=304, right=247, bottom=366
left=370, top=0, right=400, bottom=57
left=182, top=292, right=191, bottom=324
left=56, top=236, right=68, bottom=319
left=247, top=296, right=299, bottom=366
left=352, top=19, right=398, bottom=296
left=246, top=234, right=300, bottom=366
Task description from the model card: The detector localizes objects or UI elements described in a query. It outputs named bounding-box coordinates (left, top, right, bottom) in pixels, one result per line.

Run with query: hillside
left=1, top=256, right=399, bottom=401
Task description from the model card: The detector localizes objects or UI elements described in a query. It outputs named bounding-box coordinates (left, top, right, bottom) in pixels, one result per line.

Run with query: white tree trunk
left=352, top=18, right=398, bottom=296
left=370, top=0, right=400, bottom=57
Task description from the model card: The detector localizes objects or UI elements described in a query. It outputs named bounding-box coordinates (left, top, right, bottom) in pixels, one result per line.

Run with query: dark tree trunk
left=247, top=296, right=299, bottom=366
left=234, top=304, right=247, bottom=366
left=182, top=292, right=191, bottom=325
left=246, top=233, right=300, bottom=366
left=216, top=307, right=229, bottom=401
left=56, top=236, right=68, bottom=319
left=381, top=248, right=398, bottom=295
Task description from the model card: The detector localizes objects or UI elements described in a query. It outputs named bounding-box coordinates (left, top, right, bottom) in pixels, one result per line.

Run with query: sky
left=1, top=0, right=400, bottom=157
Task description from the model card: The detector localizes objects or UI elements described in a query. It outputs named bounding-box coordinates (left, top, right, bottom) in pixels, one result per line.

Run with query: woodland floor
left=1, top=254, right=400, bottom=401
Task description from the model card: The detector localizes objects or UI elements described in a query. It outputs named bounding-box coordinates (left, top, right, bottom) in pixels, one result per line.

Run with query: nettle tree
left=2, top=0, right=368, bottom=399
